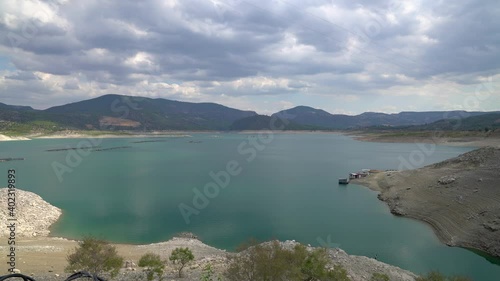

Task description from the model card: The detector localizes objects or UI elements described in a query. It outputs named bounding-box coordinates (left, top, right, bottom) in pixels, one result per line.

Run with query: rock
left=190, top=264, right=199, bottom=269
left=125, top=260, right=136, bottom=268
left=0, top=188, right=62, bottom=238
left=483, top=222, right=499, bottom=232
left=175, top=232, right=198, bottom=239
left=438, top=176, right=456, bottom=185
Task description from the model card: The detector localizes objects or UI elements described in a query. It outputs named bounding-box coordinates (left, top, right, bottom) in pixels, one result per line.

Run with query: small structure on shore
left=349, top=173, right=361, bottom=179
left=340, top=169, right=373, bottom=185
left=360, top=169, right=371, bottom=176
left=338, top=178, right=350, bottom=184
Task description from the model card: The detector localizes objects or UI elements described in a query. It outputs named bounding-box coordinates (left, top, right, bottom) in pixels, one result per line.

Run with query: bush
left=65, top=236, right=124, bottom=278
left=325, top=264, right=351, bottom=281
left=225, top=241, right=351, bottom=281
left=169, top=247, right=195, bottom=278
left=139, top=253, right=165, bottom=281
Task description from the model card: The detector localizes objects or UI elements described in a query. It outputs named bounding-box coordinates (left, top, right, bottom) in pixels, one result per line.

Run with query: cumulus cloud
left=0, top=0, right=498, bottom=113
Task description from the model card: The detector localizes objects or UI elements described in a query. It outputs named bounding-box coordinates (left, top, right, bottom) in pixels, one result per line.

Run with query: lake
left=1, top=133, right=499, bottom=280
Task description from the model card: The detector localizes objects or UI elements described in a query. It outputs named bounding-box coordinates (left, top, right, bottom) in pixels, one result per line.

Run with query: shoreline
left=2, top=130, right=499, bottom=148
left=0, top=188, right=419, bottom=280
left=351, top=149, right=500, bottom=259
left=1, top=236, right=418, bottom=281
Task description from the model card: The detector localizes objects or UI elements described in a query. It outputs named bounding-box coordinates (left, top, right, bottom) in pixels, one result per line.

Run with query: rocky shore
left=353, top=147, right=500, bottom=258
left=0, top=188, right=62, bottom=237
left=0, top=189, right=419, bottom=280
left=1, top=237, right=417, bottom=281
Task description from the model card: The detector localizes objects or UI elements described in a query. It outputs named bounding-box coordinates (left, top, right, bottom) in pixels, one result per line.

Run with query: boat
left=338, top=178, right=349, bottom=185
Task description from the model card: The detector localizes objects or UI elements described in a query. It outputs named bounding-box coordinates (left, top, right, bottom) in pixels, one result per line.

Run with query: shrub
left=371, top=272, right=390, bottom=281
left=325, top=264, right=351, bottom=281
left=65, top=236, right=124, bottom=278
left=169, top=247, right=195, bottom=278
left=138, top=253, right=165, bottom=281
left=225, top=240, right=351, bottom=281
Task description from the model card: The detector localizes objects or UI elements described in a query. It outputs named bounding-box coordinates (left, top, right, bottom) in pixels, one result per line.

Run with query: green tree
left=65, top=236, right=124, bottom=278
left=169, top=247, right=194, bottom=278
left=139, top=253, right=165, bottom=281
left=371, top=272, right=390, bottom=281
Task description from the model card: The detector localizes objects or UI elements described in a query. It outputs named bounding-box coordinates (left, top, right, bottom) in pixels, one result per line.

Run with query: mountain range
left=0, top=94, right=499, bottom=134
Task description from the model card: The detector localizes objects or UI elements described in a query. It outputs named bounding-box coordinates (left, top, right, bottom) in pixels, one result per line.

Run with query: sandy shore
left=0, top=134, right=31, bottom=141
left=33, top=132, right=192, bottom=140
left=352, top=147, right=500, bottom=258
left=0, top=131, right=194, bottom=142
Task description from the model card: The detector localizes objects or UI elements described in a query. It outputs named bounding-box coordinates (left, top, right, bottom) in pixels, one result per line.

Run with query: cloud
left=0, top=0, right=498, bottom=113
left=5, top=71, right=38, bottom=80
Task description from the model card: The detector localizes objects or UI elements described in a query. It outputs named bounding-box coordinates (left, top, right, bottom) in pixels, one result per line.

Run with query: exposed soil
left=353, top=147, right=500, bottom=258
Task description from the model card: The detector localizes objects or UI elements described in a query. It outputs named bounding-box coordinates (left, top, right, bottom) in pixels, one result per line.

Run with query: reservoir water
left=1, top=133, right=499, bottom=280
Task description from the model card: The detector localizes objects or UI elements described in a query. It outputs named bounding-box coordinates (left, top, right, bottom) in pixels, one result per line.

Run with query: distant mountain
left=272, top=107, right=497, bottom=129
left=410, top=112, right=500, bottom=131
left=1, top=95, right=498, bottom=134
left=0, top=102, right=33, bottom=111
left=44, top=94, right=257, bottom=130
left=229, top=115, right=323, bottom=131
left=271, top=106, right=353, bottom=129
left=0, top=95, right=257, bottom=133
left=0, top=102, right=38, bottom=124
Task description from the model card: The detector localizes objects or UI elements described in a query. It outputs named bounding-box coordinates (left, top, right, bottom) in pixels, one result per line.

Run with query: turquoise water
left=1, top=133, right=499, bottom=280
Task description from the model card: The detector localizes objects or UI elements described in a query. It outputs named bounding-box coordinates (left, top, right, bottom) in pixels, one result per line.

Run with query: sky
left=0, top=0, right=499, bottom=115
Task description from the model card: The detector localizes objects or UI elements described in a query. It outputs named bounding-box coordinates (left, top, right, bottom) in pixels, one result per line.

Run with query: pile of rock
left=0, top=188, right=62, bottom=237
left=438, top=175, right=456, bottom=185
left=123, top=260, right=137, bottom=271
